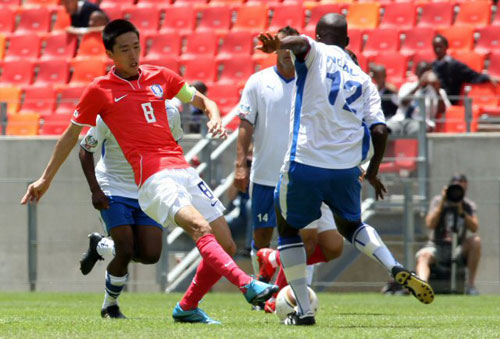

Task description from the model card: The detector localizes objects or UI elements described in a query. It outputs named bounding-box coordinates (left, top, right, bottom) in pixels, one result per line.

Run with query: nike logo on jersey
left=224, top=261, right=232, bottom=267
left=114, top=94, right=128, bottom=102
left=210, top=201, right=218, bottom=207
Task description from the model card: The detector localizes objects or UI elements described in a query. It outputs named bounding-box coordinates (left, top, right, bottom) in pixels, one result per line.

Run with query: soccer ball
left=275, top=285, right=318, bottom=322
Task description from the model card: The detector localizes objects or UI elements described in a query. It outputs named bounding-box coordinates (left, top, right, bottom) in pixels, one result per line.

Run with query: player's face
left=432, top=38, right=447, bottom=60
left=108, top=32, right=141, bottom=78
left=276, top=33, right=293, bottom=68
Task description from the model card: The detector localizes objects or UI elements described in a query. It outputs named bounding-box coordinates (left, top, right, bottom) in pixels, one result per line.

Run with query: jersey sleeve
left=165, top=101, right=184, bottom=141
left=80, top=116, right=108, bottom=153
left=303, top=36, right=320, bottom=69
left=161, top=68, right=186, bottom=100
left=71, top=83, right=104, bottom=127
left=238, top=74, right=259, bottom=125
left=361, top=80, right=386, bottom=127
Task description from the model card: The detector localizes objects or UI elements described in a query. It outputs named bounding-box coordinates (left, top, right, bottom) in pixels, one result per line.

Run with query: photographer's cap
left=450, top=174, right=468, bottom=183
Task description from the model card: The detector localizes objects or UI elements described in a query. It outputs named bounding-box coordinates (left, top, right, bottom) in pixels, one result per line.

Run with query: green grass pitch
left=1, top=292, right=499, bottom=338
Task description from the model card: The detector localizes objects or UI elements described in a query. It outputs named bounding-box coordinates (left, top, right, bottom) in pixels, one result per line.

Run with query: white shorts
left=304, top=203, right=337, bottom=233
left=138, top=167, right=225, bottom=228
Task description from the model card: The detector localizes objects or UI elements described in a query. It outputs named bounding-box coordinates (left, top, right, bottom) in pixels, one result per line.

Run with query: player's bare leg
left=174, top=216, right=237, bottom=324
left=251, top=227, right=275, bottom=279
left=333, top=214, right=434, bottom=304
left=133, top=225, right=163, bottom=264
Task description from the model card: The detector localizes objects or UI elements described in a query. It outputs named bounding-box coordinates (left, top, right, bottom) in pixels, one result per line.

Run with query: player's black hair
left=277, top=26, right=300, bottom=37
left=102, top=19, right=140, bottom=52
left=433, top=34, right=448, bottom=48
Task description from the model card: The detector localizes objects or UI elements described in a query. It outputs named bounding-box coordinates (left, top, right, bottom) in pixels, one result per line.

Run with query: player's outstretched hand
left=366, top=174, right=387, bottom=200
left=257, top=33, right=280, bottom=54
left=207, top=118, right=227, bottom=139
left=92, top=189, right=109, bottom=210
left=20, top=178, right=50, bottom=205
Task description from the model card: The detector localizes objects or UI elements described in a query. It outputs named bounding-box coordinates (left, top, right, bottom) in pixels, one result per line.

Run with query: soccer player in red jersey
left=21, top=19, right=277, bottom=323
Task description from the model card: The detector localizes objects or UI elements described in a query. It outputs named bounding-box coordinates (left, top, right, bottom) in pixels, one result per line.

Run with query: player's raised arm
left=257, top=33, right=310, bottom=61
left=21, top=123, right=82, bottom=204
left=191, top=90, right=227, bottom=139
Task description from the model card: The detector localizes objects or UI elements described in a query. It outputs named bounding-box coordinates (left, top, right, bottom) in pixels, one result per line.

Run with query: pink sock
left=196, top=234, right=252, bottom=288
left=307, top=244, right=327, bottom=265
left=179, top=259, right=222, bottom=311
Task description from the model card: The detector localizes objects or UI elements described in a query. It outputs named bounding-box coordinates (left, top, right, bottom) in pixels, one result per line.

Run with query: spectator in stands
left=64, top=0, right=109, bottom=35
left=387, top=62, right=450, bottom=135
left=416, top=174, right=481, bottom=295
left=369, top=64, right=398, bottom=119
left=187, top=81, right=208, bottom=133
left=432, top=34, right=497, bottom=105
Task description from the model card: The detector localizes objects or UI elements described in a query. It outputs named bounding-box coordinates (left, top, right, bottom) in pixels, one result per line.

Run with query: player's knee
left=139, top=250, right=161, bottom=264
left=223, top=240, right=237, bottom=257
left=114, top=242, right=134, bottom=262
left=336, top=218, right=363, bottom=242
left=323, top=241, right=343, bottom=261
left=417, top=250, right=433, bottom=265
left=470, top=235, right=481, bottom=250
left=253, top=228, right=273, bottom=248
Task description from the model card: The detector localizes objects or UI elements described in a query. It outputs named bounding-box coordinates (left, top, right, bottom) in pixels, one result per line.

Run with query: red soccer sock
left=179, top=259, right=222, bottom=311
left=275, top=266, right=288, bottom=290
left=306, top=244, right=327, bottom=265
left=196, top=234, right=252, bottom=288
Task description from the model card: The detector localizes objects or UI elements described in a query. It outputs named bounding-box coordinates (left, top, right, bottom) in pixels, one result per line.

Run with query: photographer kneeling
left=416, top=174, right=481, bottom=295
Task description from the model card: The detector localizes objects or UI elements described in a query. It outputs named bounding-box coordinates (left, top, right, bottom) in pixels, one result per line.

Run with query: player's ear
left=105, top=49, right=114, bottom=59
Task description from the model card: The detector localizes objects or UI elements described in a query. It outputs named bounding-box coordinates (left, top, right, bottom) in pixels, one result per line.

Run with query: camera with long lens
left=446, top=184, right=465, bottom=203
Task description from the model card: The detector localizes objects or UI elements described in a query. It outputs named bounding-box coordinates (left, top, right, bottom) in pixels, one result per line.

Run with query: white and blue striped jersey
left=284, top=36, right=385, bottom=171
left=80, top=101, right=183, bottom=199
left=238, top=66, right=295, bottom=187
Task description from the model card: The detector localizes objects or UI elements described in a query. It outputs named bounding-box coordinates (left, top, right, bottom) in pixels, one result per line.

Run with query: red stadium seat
left=142, top=56, right=179, bottom=73
left=54, top=85, right=85, bottom=115
left=41, top=33, right=77, bottom=60
left=19, top=86, right=56, bottom=115
left=369, top=53, right=408, bottom=86
left=269, top=4, right=305, bottom=32
left=488, top=52, right=500, bottom=78
left=181, top=57, right=217, bottom=83
left=24, top=0, right=59, bottom=5
left=0, top=34, right=5, bottom=60
left=52, top=6, right=71, bottom=32
left=122, top=5, right=160, bottom=33
left=0, top=86, right=21, bottom=114
left=40, top=113, right=72, bottom=135
left=400, top=27, right=435, bottom=57
left=443, top=105, right=478, bottom=133
left=466, top=83, right=499, bottom=110
left=379, top=139, right=418, bottom=174
left=449, top=51, right=485, bottom=73
left=161, top=5, right=196, bottom=35
left=145, top=32, right=182, bottom=59
left=438, top=26, right=474, bottom=52
left=346, top=2, right=381, bottom=29
left=363, top=28, right=400, bottom=58
left=16, top=7, right=51, bottom=33
left=305, top=4, right=341, bottom=32
left=411, top=50, right=435, bottom=72
left=454, top=1, right=491, bottom=28
left=100, top=0, right=135, bottom=6
left=70, top=58, right=106, bottom=85
left=0, top=6, right=15, bottom=33
left=347, top=29, right=363, bottom=55
left=475, top=27, right=500, bottom=57
left=6, top=113, right=40, bottom=135
left=99, top=4, right=123, bottom=22
left=4, top=34, right=41, bottom=61
left=233, top=4, right=268, bottom=32
left=217, top=31, right=254, bottom=61
left=197, top=6, right=232, bottom=35
left=379, top=2, right=416, bottom=30
left=207, top=82, right=241, bottom=114
left=252, top=52, right=276, bottom=71
left=35, top=58, right=70, bottom=86
left=181, top=31, right=218, bottom=60
left=0, top=59, right=35, bottom=85
left=417, top=2, right=453, bottom=29
left=77, top=32, right=106, bottom=58
left=0, top=0, right=20, bottom=5
left=217, top=55, right=254, bottom=85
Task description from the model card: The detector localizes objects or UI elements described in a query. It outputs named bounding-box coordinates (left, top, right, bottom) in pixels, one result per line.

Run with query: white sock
left=353, top=224, right=402, bottom=273
left=102, top=271, right=128, bottom=309
left=278, top=237, right=311, bottom=316
left=250, top=242, right=259, bottom=276
left=97, top=237, right=115, bottom=259
left=306, top=265, right=315, bottom=286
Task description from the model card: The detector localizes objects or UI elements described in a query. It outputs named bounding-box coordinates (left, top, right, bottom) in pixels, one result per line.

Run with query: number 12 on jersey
left=327, top=71, right=362, bottom=114
left=141, top=102, right=157, bottom=123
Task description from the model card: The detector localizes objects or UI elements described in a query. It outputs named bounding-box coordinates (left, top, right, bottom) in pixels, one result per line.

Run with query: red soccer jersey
left=72, top=65, right=190, bottom=186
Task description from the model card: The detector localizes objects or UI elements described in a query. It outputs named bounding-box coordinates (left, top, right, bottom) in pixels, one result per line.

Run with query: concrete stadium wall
left=1, top=133, right=499, bottom=294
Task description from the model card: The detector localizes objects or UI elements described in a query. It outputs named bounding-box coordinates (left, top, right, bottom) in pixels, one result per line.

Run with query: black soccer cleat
left=392, top=266, right=435, bottom=304
left=80, top=232, right=104, bottom=275
left=101, top=305, right=127, bottom=319
left=283, top=311, right=316, bottom=326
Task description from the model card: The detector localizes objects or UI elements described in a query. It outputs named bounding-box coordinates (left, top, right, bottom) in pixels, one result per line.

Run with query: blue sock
left=102, top=271, right=128, bottom=309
